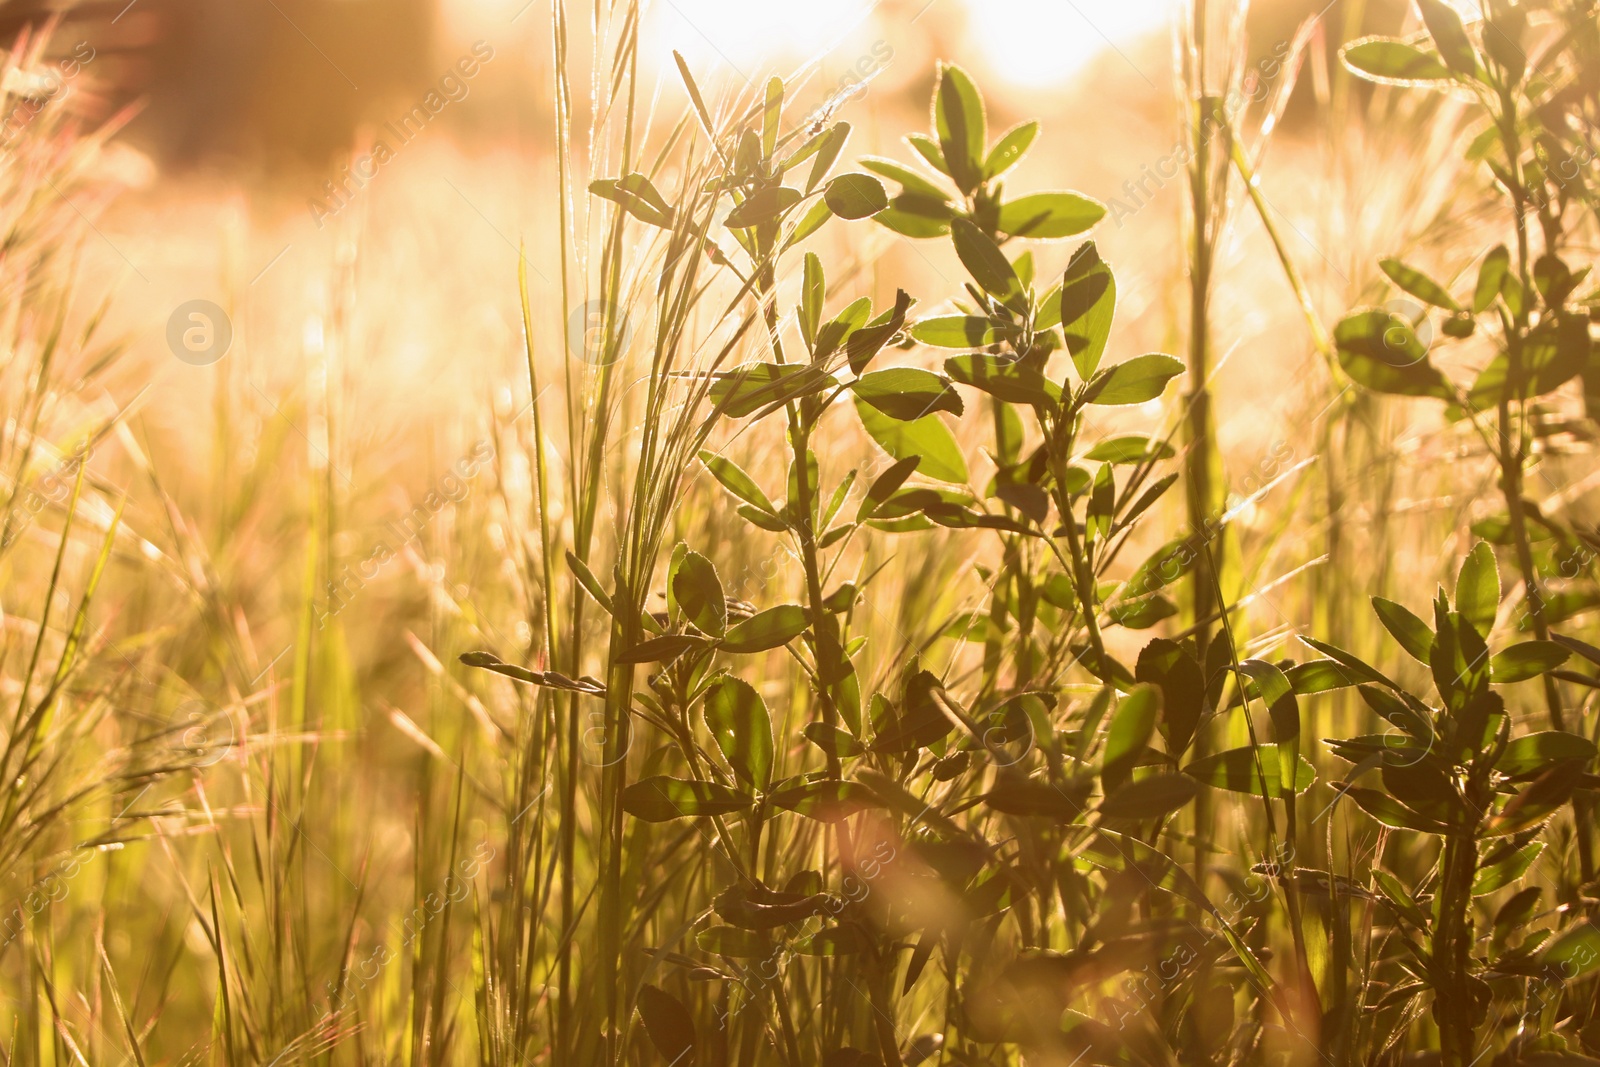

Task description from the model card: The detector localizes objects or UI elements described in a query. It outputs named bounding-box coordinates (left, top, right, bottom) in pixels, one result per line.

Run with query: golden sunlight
left=640, top=0, right=1180, bottom=84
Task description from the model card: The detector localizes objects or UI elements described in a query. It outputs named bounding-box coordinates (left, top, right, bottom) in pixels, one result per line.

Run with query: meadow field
left=3, top=0, right=1600, bottom=1064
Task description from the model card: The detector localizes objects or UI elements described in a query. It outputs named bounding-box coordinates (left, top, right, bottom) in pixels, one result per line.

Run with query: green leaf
left=1059, top=243, right=1116, bottom=380
left=855, top=456, right=919, bottom=523
left=984, top=120, right=1038, bottom=179
left=1380, top=257, right=1461, bottom=312
left=1375, top=870, right=1432, bottom=927
left=761, top=76, right=783, bottom=157
left=804, top=121, right=851, bottom=193
left=1135, top=639, right=1204, bottom=755
left=1357, top=684, right=1432, bottom=742
left=1456, top=542, right=1501, bottom=636
left=1491, top=641, right=1570, bottom=683
left=1484, top=6, right=1527, bottom=83
left=944, top=353, right=1058, bottom=407
left=855, top=398, right=967, bottom=484
left=1101, top=683, right=1161, bottom=792
left=859, top=156, right=951, bottom=202
left=951, top=218, right=1024, bottom=310
left=1099, top=772, right=1199, bottom=821
left=1372, top=596, right=1434, bottom=664
left=589, top=173, right=674, bottom=228
left=935, top=63, right=986, bottom=193
left=804, top=722, right=865, bottom=759
left=907, top=132, right=949, bottom=175
left=1340, top=36, right=1454, bottom=84
left=1540, top=922, right=1600, bottom=979
left=700, top=451, right=778, bottom=515
left=673, top=551, right=726, bottom=637
left=721, top=605, right=808, bottom=654
left=1183, top=745, right=1317, bottom=798
left=844, top=289, right=914, bottom=375
left=997, top=192, right=1106, bottom=240
left=1086, top=435, right=1175, bottom=464
left=725, top=186, right=802, bottom=228
left=1475, top=245, right=1509, bottom=313
left=1346, top=786, right=1451, bottom=834
left=621, top=776, right=753, bottom=821
left=1487, top=761, right=1586, bottom=836
left=768, top=779, right=880, bottom=821
left=782, top=198, right=833, bottom=250
left=704, top=676, right=774, bottom=788
left=1497, top=731, right=1597, bottom=777
left=1554, top=632, right=1600, bottom=670
left=876, top=201, right=952, bottom=238
left=1334, top=310, right=1452, bottom=398
left=1286, top=658, right=1364, bottom=695
left=1084, top=354, right=1185, bottom=406
left=1237, top=660, right=1302, bottom=796
left=1300, top=635, right=1405, bottom=691
left=636, top=985, right=697, bottom=1064
left=1417, top=0, right=1479, bottom=78
left=738, top=504, right=787, bottom=533
left=1108, top=594, right=1178, bottom=630
left=712, top=363, right=836, bottom=418
left=910, top=315, right=1011, bottom=348
left=851, top=367, right=964, bottom=421
left=566, top=551, right=615, bottom=616
left=800, top=252, right=824, bottom=349
left=824, top=173, right=889, bottom=220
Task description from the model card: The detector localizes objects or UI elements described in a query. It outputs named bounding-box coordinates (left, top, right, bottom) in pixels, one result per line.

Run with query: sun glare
left=651, top=0, right=879, bottom=76
left=641, top=0, right=1179, bottom=87
left=963, top=0, right=1182, bottom=85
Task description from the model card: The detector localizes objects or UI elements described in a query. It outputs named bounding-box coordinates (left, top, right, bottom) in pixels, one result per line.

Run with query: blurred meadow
left=6, top=0, right=1600, bottom=1064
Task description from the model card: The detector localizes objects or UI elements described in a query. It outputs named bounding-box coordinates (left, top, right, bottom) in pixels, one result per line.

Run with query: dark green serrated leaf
left=722, top=605, right=808, bottom=654
left=673, top=551, right=726, bottom=637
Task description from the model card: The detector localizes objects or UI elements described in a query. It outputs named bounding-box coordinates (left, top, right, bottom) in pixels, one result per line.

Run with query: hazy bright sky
left=654, top=0, right=1181, bottom=86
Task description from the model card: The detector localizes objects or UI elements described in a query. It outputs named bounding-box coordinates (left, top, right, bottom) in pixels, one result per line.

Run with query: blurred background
left=15, top=0, right=1463, bottom=664
left=27, top=0, right=1421, bottom=432
left=49, top=0, right=1414, bottom=163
